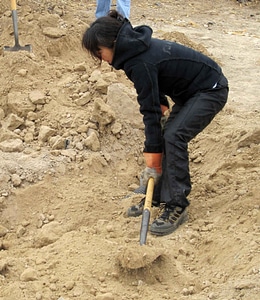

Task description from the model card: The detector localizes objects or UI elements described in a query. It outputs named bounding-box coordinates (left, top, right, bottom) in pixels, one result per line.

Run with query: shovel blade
left=139, top=178, right=154, bottom=245
left=140, top=209, right=151, bottom=245
left=4, top=44, right=32, bottom=52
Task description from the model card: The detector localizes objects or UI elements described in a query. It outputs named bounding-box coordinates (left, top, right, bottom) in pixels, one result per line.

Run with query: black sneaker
left=126, top=198, right=160, bottom=217
left=150, top=205, right=188, bottom=236
left=123, top=185, right=146, bottom=200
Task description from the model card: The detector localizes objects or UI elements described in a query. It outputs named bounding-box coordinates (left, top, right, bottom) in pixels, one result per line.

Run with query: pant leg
left=161, top=85, right=228, bottom=208
left=95, top=0, right=111, bottom=18
left=116, top=0, right=131, bottom=18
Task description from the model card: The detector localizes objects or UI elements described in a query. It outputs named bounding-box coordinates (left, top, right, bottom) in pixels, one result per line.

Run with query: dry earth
left=0, top=0, right=260, bottom=299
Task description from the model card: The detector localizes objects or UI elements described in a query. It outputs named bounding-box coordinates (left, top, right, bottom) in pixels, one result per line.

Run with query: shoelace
left=158, top=205, right=184, bottom=221
left=157, top=204, right=168, bottom=220
left=163, top=208, right=174, bottom=221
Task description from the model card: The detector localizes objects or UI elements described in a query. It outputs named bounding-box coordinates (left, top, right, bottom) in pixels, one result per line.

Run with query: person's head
left=82, top=10, right=126, bottom=63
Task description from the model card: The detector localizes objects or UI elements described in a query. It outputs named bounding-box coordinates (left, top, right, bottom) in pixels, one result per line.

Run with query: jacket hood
left=112, top=21, right=153, bottom=69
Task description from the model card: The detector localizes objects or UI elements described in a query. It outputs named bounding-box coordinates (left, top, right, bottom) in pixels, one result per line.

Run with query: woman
left=82, top=10, right=229, bottom=236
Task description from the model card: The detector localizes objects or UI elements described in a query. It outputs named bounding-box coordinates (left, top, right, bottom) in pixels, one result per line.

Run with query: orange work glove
left=140, top=153, right=163, bottom=186
left=143, top=152, right=162, bottom=174
left=160, top=105, right=168, bottom=116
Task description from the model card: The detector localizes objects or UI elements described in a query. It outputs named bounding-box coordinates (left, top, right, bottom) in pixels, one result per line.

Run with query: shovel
left=117, top=177, right=165, bottom=269
left=139, top=177, right=154, bottom=245
left=4, top=0, right=32, bottom=52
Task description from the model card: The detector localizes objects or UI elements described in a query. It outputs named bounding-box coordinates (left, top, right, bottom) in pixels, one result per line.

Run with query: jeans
left=95, top=0, right=131, bottom=18
left=159, top=76, right=229, bottom=208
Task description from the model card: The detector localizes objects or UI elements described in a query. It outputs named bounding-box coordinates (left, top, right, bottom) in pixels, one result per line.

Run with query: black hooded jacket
left=111, top=21, right=226, bottom=153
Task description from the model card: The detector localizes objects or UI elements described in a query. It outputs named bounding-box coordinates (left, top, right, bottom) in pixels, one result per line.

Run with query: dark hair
left=82, top=10, right=125, bottom=61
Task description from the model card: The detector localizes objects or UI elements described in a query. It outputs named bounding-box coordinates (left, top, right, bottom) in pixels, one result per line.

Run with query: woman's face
left=98, top=46, right=114, bottom=64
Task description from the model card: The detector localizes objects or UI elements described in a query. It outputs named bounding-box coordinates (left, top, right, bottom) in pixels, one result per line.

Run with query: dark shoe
left=126, top=198, right=160, bottom=217
left=150, top=205, right=188, bottom=236
left=133, top=185, right=146, bottom=194
left=123, top=185, right=146, bottom=200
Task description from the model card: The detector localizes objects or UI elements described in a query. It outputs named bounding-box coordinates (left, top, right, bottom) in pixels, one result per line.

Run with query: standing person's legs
left=95, top=0, right=111, bottom=18
left=150, top=85, right=228, bottom=236
left=162, top=87, right=228, bottom=207
left=116, top=0, right=131, bottom=18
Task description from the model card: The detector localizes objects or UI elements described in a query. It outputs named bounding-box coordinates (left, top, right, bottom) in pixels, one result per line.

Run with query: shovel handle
left=139, top=177, right=154, bottom=245
left=11, top=0, right=17, bottom=10
left=143, top=177, right=154, bottom=210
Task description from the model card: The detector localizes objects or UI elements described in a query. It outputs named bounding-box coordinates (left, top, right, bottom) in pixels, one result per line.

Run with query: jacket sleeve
left=126, top=62, right=164, bottom=153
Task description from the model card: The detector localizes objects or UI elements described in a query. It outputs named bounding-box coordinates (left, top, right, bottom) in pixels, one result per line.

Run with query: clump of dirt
left=117, top=244, right=165, bottom=269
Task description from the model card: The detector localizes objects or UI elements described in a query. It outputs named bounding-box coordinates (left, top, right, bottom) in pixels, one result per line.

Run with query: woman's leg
left=95, top=0, right=111, bottom=18
left=151, top=86, right=228, bottom=235
left=116, top=0, right=131, bottom=18
left=162, top=87, right=228, bottom=207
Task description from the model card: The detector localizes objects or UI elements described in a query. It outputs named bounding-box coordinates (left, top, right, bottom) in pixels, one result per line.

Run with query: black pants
left=156, top=77, right=229, bottom=208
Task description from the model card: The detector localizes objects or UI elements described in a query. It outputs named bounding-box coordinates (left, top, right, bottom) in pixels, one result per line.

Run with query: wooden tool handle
left=143, top=177, right=154, bottom=210
left=11, top=0, right=17, bottom=10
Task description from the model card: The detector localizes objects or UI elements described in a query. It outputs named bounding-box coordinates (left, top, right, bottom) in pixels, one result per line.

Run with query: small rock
left=96, top=292, right=114, bottom=300
left=64, top=281, right=75, bottom=291
left=38, top=125, right=56, bottom=142
left=0, top=139, right=24, bottom=152
left=234, top=279, right=256, bottom=289
left=29, top=90, right=46, bottom=105
left=4, top=113, right=24, bottom=131
left=16, top=225, right=26, bottom=238
left=20, top=267, right=38, bottom=281
left=99, top=276, right=106, bottom=283
left=0, top=260, right=8, bottom=273
left=18, top=69, right=28, bottom=77
left=11, top=174, right=22, bottom=187
left=0, top=225, right=8, bottom=237
left=34, top=221, right=63, bottom=248
left=84, top=131, right=101, bottom=152
left=74, top=63, right=87, bottom=72
left=35, top=292, right=42, bottom=299
left=42, top=27, right=66, bottom=38
left=106, top=225, right=114, bottom=233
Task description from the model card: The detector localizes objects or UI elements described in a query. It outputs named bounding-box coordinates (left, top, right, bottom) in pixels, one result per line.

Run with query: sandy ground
left=0, top=0, right=259, bottom=299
